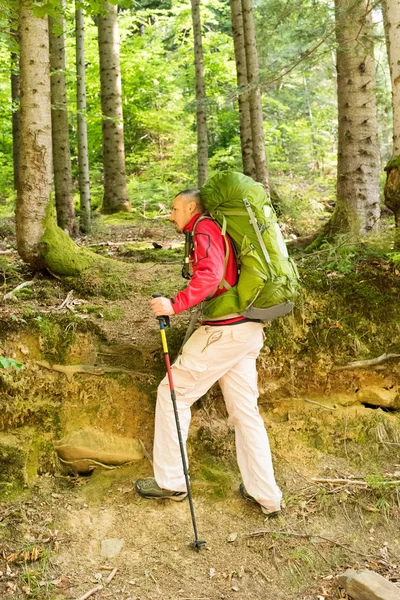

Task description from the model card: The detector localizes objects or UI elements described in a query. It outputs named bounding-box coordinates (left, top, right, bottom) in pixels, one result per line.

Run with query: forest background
left=0, top=0, right=393, bottom=239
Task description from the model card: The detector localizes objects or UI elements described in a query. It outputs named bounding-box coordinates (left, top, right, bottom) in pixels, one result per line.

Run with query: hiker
left=135, top=188, right=283, bottom=516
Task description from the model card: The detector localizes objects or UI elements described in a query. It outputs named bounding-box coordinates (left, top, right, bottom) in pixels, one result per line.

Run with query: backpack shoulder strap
left=192, top=213, right=232, bottom=290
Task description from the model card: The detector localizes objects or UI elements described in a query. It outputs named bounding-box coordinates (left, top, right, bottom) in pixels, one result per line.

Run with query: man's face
left=169, top=196, right=196, bottom=232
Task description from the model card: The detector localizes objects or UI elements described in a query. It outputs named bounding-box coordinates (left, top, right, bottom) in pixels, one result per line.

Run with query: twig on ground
left=271, top=545, right=280, bottom=572
left=149, top=572, right=158, bottom=585
left=0, top=249, right=14, bottom=255
left=254, top=566, right=272, bottom=583
left=332, top=353, right=400, bottom=371
left=312, top=478, right=367, bottom=486
left=139, top=438, right=153, bottom=466
left=247, top=529, right=386, bottom=563
left=312, top=477, right=400, bottom=487
left=305, top=398, right=337, bottom=410
left=380, top=442, right=400, bottom=446
left=57, top=290, right=74, bottom=310
left=105, top=567, right=118, bottom=584
left=3, top=280, right=34, bottom=301
left=77, top=585, right=103, bottom=600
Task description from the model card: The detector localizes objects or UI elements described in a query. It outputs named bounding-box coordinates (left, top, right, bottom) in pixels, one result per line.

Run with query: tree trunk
left=11, top=41, right=20, bottom=192
left=16, top=1, right=107, bottom=278
left=97, top=1, right=131, bottom=214
left=229, top=0, right=255, bottom=179
left=16, top=1, right=53, bottom=270
left=329, top=0, right=380, bottom=238
left=241, top=0, right=269, bottom=193
left=49, top=0, right=75, bottom=236
left=190, top=0, right=208, bottom=188
left=76, top=5, right=91, bottom=234
left=382, top=0, right=400, bottom=249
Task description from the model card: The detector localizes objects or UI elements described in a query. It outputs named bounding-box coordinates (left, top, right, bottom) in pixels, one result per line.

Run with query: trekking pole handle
left=152, top=293, right=170, bottom=327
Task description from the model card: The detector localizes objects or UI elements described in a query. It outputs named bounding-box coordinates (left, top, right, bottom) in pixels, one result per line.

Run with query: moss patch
left=0, top=435, right=25, bottom=498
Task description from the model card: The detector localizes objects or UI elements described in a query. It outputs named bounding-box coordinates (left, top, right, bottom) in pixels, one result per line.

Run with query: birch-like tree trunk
left=190, top=0, right=208, bottom=187
left=382, top=0, right=400, bottom=248
left=328, top=0, right=380, bottom=238
left=15, top=1, right=126, bottom=279
left=76, top=5, right=91, bottom=233
left=97, top=1, right=131, bottom=213
left=49, top=1, right=75, bottom=236
left=16, top=1, right=53, bottom=269
left=11, top=43, right=20, bottom=191
left=241, top=0, right=269, bottom=193
left=229, top=0, right=255, bottom=179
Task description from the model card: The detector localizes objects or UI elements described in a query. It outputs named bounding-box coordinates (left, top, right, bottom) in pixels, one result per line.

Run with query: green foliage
left=0, top=0, right=393, bottom=238
left=0, top=357, right=23, bottom=369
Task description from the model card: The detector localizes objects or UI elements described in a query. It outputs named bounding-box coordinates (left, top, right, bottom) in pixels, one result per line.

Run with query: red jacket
left=171, top=213, right=238, bottom=314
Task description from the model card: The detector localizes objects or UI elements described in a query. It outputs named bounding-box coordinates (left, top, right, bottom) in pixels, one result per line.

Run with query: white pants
left=153, top=321, right=282, bottom=512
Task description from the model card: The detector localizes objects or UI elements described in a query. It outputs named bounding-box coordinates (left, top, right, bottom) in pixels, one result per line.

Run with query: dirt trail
left=2, top=433, right=400, bottom=600
left=1, top=216, right=400, bottom=599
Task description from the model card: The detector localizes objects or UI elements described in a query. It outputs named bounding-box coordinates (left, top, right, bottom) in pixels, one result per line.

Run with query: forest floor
left=1, top=213, right=400, bottom=600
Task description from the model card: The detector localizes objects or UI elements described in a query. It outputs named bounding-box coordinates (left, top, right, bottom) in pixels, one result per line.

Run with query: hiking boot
left=239, top=483, right=280, bottom=517
left=135, top=477, right=188, bottom=502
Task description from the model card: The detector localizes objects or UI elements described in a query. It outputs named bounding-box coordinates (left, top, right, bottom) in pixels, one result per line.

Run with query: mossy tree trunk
left=10, top=29, right=20, bottom=192
left=382, top=0, right=400, bottom=249
left=97, top=2, right=131, bottom=214
left=16, top=2, right=118, bottom=280
left=327, top=0, right=380, bottom=239
left=16, top=1, right=53, bottom=270
left=76, top=5, right=91, bottom=234
left=190, top=0, right=208, bottom=188
left=230, top=0, right=256, bottom=179
left=49, top=0, right=75, bottom=237
left=241, top=0, right=269, bottom=194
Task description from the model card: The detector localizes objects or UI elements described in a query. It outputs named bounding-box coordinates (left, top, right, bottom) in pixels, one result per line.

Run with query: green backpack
left=198, top=171, right=299, bottom=321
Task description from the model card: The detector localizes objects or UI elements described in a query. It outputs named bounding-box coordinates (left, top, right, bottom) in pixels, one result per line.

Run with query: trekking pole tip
left=189, top=540, right=207, bottom=552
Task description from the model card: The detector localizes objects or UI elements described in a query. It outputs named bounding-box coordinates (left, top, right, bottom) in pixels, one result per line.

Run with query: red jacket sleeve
left=171, top=220, right=226, bottom=314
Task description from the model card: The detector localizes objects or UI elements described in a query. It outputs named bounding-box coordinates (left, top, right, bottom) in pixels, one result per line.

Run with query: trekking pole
left=152, top=294, right=206, bottom=552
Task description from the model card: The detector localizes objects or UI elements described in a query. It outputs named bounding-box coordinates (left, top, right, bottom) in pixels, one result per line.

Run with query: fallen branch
left=0, top=249, right=14, bottom=255
left=312, top=477, right=400, bottom=487
left=332, top=353, right=400, bottom=371
left=3, top=280, right=34, bottom=301
left=37, top=360, right=150, bottom=382
left=77, top=585, right=103, bottom=600
left=305, top=398, right=337, bottom=411
left=312, top=478, right=367, bottom=487
left=247, top=529, right=384, bottom=562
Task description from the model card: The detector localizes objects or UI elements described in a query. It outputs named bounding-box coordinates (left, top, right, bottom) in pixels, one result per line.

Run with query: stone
left=54, top=428, right=143, bottom=474
left=101, top=538, right=125, bottom=558
left=356, top=386, right=400, bottom=410
left=338, top=568, right=400, bottom=600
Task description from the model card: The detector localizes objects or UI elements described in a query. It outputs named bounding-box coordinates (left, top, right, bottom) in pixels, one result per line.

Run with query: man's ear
left=189, top=200, right=197, bottom=214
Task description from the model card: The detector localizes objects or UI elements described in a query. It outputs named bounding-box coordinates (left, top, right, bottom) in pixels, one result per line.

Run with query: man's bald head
left=170, top=189, right=204, bottom=232
left=174, top=189, right=204, bottom=213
